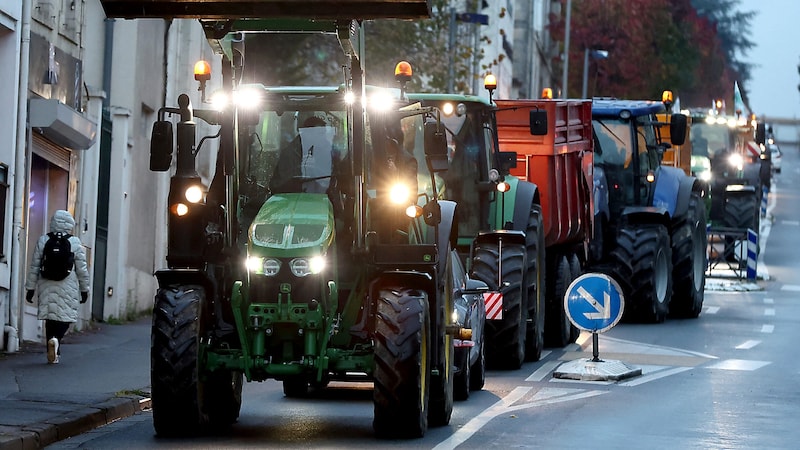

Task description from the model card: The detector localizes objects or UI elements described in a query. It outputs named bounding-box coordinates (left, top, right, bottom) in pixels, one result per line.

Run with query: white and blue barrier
left=746, top=228, right=758, bottom=280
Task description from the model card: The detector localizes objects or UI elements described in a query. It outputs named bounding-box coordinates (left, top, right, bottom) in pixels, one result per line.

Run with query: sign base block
left=553, top=358, right=642, bottom=382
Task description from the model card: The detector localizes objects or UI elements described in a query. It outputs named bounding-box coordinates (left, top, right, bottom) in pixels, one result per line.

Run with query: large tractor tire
left=524, top=204, right=546, bottom=362
left=567, top=253, right=582, bottom=343
left=429, top=254, right=454, bottom=427
left=670, top=193, right=707, bottom=318
left=722, top=193, right=760, bottom=263
left=151, top=285, right=242, bottom=436
left=544, top=254, right=573, bottom=347
left=611, top=224, right=673, bottom=323
left=471, top=241, right=527, bottom=370
left=373, top=288, right=430, bottom=439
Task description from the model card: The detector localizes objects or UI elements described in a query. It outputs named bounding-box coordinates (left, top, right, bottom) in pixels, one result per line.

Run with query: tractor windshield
left=438, top=109, right=491, bottom=237
left=593, top=118, right=635, bottom=213
left=240, top=108, right=347, bottom=197
left=691, top=122, right=731, bottom=159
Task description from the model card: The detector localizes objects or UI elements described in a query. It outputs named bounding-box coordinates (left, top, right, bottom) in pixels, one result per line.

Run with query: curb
left=0, top=396, right=151, bottom=450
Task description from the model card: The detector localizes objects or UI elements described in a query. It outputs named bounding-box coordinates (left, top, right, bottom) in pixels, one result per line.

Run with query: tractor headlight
left=247, top=257, right=281, bottom=276
left=171, top=203, right=189, bottom=217
left=728, top=153, right=744, bottom=170
left=698, top=169, right=712, bottom=182
left=389, top=183, right=412, bottom=205
left=290, top=256, right=325, bottom=277
left=185, top=185, right=204, bottom=203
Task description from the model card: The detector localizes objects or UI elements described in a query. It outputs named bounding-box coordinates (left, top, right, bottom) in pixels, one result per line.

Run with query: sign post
left=554, top=273, right=642, bottom=381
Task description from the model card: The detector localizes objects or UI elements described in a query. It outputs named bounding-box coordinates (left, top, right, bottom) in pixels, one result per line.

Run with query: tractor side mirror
left=755, top=123, right=766, bottom=145
left=669, top=113, right=687, bottom=146
left=424, top=118, right=449, bottom=173
left=529, top=110, right=548, bottom=135
left=150, top=121, right=173, bottom=171
left=498, top=151, right=517, bottom=172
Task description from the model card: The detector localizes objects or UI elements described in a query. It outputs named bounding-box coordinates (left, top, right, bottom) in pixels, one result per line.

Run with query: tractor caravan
left=99, top=0, right=463, bottom=439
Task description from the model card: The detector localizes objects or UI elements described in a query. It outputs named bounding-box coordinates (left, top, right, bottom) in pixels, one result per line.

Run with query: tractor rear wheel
left=471, top=241, right=527, bottom=369
left=671, top=193, right=707, bottom=318
left=524, top=204, right=545, bottom=361
left=373, top=288, right=430, bottom=439
left=567, top=253, right=582, bottom=343
left=611, top=224, right=673, bottom=323
left=544, top=254, right=573, bottom=347
left=204, top=370, right=243, bottom=426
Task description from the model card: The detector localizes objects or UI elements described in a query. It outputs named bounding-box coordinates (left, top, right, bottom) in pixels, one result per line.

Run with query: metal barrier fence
left=706, top=226, right=758, bottom=280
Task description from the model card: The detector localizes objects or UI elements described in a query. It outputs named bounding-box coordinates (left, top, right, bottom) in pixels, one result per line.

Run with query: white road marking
left=618, top=366, right=693, bottom=387
left=763, top=297, right=774, bottom=304
left=765, top=308, right=776, bottom=316
left=781, top=284, right=800, bottom=292
left=735, top=340, right=761, bottom=349
left=433, top=387, right=605, bottom=449
left=526, top=360, right=561, bottom=382
left=782, top=220, right=800, bottom=226
left=705, top=306, right=721, bottom=314
left=433, top=386, right=531, bottom=450
left=706, top=359, right=771, bottom=371
left=761, top=324, right=775, bottom=333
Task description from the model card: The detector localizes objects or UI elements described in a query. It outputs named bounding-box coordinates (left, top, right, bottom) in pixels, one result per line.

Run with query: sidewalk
left=0, top=318, right=152, bottom=449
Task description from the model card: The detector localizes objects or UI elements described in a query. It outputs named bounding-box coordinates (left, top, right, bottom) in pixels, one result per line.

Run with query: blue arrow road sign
left=564, top=273, right=624, bottom=333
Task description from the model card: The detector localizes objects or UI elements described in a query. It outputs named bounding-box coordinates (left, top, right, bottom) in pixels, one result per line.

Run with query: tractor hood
left=249, top=194, right=334, bottom=254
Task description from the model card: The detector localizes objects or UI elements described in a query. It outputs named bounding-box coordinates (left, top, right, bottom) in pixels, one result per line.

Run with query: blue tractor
left=590, top=97, right=707, bottom=323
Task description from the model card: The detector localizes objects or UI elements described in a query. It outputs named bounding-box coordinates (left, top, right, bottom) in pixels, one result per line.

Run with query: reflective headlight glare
left=728, top=153, right=744, bottom=170
left=290, top=257, right=325, bottom=277
left=496, top=181, right=510, bottom=193
left=171, top=203, right=189, bottom=216
left=389, top=183, right=411, bottom=205
left=246, top=257, right=281, bottom=276
left=406, top=205, right=423, bottom=218
left=185, top=185, right=204, bottom=203
left=698, top=170, right=712, bottom=182
left=442, top=102, right=455, bottom=116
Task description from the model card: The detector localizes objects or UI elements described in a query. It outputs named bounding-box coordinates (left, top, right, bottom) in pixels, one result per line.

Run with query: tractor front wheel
left=373, top=288, right=430, bottom=439
left=611, top=224, right=673, bottom=323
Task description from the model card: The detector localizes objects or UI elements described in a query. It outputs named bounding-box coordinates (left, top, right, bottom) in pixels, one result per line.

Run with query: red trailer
left=495, top=99, right=594, bottom=346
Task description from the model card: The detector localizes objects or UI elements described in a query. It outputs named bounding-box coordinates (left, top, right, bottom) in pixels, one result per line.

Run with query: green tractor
left=407, top=88, right=550, bottom=369
left=100, top=0, right=461, bottom=439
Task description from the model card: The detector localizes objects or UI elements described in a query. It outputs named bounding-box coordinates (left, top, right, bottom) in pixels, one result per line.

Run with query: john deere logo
left=280, top=283, right=291, bottom=293
left=424, top=254, right=432, bottom=262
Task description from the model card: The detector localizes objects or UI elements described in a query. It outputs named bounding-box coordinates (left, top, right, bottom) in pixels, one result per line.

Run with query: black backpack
left=40, top=232, right=75, bottom=281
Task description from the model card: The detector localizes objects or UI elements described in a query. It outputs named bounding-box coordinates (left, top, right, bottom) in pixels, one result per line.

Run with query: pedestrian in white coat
left=25, top=210, right=90, bottom=364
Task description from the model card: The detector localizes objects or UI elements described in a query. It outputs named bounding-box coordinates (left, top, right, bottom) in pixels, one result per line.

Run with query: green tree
left=690, top=0, right=756, bottom=84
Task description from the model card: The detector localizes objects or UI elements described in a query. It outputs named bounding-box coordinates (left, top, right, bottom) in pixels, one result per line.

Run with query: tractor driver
left=269, top=114, right=334, bottom=194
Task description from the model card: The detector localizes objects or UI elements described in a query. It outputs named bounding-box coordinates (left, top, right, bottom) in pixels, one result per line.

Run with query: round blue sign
left=564, top=273, right=624, bottom=333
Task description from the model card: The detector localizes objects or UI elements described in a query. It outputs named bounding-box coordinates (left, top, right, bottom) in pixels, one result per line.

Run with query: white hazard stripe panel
left=484, top=292, right=503, bottom=320
left=746, top=141, right=760, bottom=157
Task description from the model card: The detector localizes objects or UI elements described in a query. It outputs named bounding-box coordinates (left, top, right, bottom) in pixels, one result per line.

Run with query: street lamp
left=582, top=48, right=609, bottom=98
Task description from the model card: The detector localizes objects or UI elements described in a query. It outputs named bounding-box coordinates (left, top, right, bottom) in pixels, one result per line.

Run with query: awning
left=29, top=98, right=97, bottom=150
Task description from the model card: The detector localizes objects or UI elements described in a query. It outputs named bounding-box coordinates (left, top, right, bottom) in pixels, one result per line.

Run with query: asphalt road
left=48, top=143, right=800, bottom=449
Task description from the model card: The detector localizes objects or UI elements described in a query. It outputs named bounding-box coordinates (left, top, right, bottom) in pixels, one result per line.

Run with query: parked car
left=769, top=144, right=782, bottom=174
left=451, top=249, right=488, bottom=400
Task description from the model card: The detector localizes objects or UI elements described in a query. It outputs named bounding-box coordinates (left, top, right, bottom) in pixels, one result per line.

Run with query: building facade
left=2, top=0, right=558, bottom=351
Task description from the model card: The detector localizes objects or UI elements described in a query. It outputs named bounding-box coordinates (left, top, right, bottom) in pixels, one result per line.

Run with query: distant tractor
left=688, top=105, right=766, bottom=263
